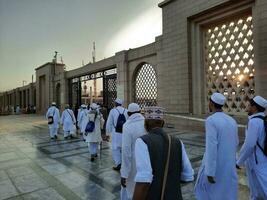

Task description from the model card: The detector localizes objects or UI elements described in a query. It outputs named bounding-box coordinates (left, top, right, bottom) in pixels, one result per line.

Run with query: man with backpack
left=106, top=98, right=128, bottom=171
left=237, top=95, right=267, bottom=200
left=46, top=102, right=60, bottom=140
left=84, top=103, right=105, bottom=162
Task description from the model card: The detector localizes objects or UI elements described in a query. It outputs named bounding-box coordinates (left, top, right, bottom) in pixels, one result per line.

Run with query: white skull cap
left=90, top=103, right=98, bottom=110
left=210, top=93, right=226, bottom=105
left=128, top=103, right=141, bottom=113
left=81, top=104, right=87, bottom=108
left=115, top=98, right=123, bottom=105
left=253, top=96, right=267, bottom=109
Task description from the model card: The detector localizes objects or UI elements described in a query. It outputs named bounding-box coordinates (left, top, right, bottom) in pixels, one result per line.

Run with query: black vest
left=141, top=128, right=183, bottom=200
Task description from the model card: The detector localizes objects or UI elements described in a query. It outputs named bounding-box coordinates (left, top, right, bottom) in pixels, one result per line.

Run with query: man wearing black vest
left=132, top=107, right=194, bottom=200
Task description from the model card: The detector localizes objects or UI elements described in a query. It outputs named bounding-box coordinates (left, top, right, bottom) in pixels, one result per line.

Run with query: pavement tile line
left=3, top=169, right=20, bottom=199
left=28, top=162, right=82, bottom=200
left=57, top=152, right=121, bottom=194
left=0, top=162, right=78, bottom=200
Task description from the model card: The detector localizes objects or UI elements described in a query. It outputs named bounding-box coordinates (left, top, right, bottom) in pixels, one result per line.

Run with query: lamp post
left=52, top=51, right=58, bottom=103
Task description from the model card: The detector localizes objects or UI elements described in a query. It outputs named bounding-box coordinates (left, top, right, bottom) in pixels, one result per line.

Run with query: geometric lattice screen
left=134, top=63, right=157, bottom=108
left=205, top=15, right=255, bottom=114
left=105, top=77, right=117, bottom=110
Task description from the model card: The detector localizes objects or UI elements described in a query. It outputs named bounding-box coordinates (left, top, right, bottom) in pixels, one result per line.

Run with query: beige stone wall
left=159, top=0, right=231, bottom=114
left=254, top=0, right=267, bottom=98
left=35, top=63, right=65, bottom=113
left=159, top=0, right=267, bottom=116
left=126, top=42, right=158, bottom=106
left=36, top=65, right=50, bottom=113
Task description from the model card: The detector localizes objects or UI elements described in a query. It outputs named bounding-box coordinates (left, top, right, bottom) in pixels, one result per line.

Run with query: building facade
left=1, top=0, right=266, bottom=129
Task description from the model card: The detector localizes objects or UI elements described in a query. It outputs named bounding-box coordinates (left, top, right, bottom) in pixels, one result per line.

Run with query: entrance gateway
left=69, top=68, right=117, bottom=111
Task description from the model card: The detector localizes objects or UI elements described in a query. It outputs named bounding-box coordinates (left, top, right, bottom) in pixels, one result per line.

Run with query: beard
left=209, top=105, right=212, bottom=113
left=247, top=107, right=253, bottom=116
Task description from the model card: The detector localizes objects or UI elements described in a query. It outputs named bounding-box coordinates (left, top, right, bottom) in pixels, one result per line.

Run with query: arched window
left=134, top=63, right=157, bottom=108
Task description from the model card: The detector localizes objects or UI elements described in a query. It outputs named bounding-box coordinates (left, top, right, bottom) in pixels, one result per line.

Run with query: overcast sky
left=0, top=0, right=162, bottom=92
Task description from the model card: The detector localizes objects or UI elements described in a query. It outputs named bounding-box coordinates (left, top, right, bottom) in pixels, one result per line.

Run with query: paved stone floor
left=0, top=114, right=249, bottom=200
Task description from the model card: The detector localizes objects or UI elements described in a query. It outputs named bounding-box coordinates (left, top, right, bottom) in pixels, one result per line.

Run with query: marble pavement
left=0, top=114, right=249, bottom=200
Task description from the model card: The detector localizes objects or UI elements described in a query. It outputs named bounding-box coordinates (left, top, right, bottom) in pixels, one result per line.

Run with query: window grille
left=134, top=63, right=157, bottom=108
left=103, top=75, right=117, bottom=110
left=205, top=15, right=255, bottom=114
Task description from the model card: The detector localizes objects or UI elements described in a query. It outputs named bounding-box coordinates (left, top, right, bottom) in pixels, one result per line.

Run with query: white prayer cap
left=128, top=103, right=141, bottom=113
left=144, top=106, right=165, bottom=120
left=90, top=103, right=98, bottom=110
left=51, top=102, right=56, bottom=105
left=253, top=96, right=267, bottom=109
left=115, top=98, right=123, bottom=105
left=81, top=104, right=87, bottom=108
left=210, top=93, right=226, bottom=105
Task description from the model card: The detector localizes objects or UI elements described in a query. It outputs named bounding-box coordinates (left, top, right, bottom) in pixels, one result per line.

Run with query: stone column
left=13, top=89, right=16, bottom=107
left=26, top=89, right=29, bottom=108
left=21, top=90, right=24, bottom=109
left=29, top=86, right=33, bottom=106
left=4, top=93, right=8, bottom=110
left=115, top=51, right=129, bottom=106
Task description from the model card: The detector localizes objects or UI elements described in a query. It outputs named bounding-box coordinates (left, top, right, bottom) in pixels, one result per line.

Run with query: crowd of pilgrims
left=45, top=94, right=267, bottom=200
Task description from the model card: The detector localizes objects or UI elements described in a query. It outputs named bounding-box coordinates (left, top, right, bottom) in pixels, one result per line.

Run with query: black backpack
left=85, top=112, right=97, bottom=134
left=251, top=115, right=267, bottom=156
left=48, top=108, right=55, bottom=125
left=115, top=109, right=126, bottom=133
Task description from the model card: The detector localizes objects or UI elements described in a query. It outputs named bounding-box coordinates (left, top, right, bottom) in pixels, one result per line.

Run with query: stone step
left=165, top=114, right=247, bottom=138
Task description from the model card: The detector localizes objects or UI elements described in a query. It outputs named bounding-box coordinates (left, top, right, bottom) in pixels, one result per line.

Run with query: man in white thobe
left=61, top=104, right=76, bottom=139
left=77, top=106, right=82, bottom=135
left=194, top=93, right=239, bottom=200
left=236, top=96, right=267, bottom=200
left=78, top=104, right=88, bottom=138
left=16, top=105, right=20, bottom=115
left=46, top=102, right=60, bottom=140
left=120, top=103, right=147, bottom=200
left=84, top=103, right=104, bottom=161
left=106, top=98, right=128, bottom=170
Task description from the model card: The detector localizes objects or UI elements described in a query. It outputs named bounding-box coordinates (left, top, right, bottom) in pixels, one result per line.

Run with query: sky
left=0, top=0, right=162, bottom=92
